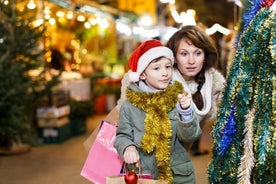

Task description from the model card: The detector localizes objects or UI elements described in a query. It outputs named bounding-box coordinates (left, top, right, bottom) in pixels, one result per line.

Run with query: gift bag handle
left=123, top=161, right=142, bottom=177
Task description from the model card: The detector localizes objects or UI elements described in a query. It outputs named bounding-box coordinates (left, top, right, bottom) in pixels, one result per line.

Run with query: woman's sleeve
left=212, top=69, right=226, bottom=103
left=201, top=69, right=226, bottom=125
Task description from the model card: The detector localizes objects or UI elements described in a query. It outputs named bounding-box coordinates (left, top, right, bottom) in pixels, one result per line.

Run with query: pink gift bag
left=81, top=120, right=123, bottom=184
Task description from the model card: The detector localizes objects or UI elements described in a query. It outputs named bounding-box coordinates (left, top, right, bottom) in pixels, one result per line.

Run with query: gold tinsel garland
left=238, top=108, right=255, bottom=184
left=272, top=75, right=276, bottom=162
left=126, top=81, right=183, bottom=184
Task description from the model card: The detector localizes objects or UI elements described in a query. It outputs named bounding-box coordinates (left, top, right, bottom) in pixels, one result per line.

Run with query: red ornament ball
left=124, top=171, right=138, bottom=184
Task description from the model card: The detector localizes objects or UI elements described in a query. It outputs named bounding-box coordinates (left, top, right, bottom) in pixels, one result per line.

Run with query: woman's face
left=175, top=38, right=205, bottom=81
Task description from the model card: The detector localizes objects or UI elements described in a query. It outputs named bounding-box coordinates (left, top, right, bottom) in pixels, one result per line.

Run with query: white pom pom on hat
left=128, top=39, right=174, bottom=82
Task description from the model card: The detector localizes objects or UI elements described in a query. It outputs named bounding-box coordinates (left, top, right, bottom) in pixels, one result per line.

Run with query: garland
left=217, top=103, right=237, bottom=156
left=237, top=108, right=255, bottom=184
left=126, top=81, right=183, bottom=184
left=208, top=6, right=276, bottom=183
left=237, top=0, right=274, bottom=45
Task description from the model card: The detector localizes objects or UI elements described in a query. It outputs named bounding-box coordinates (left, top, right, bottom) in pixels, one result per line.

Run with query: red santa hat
left=128, top=39, right=174, bottom=82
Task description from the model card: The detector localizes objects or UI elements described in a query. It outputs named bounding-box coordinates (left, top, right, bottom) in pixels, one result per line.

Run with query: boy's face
left=140, top=57, right=173, bottom=90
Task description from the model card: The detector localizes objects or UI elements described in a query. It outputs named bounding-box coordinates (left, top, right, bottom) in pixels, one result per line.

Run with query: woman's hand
left=178, top=91, right=192, bottom=109
left=123, top=145, right=139, bottom=164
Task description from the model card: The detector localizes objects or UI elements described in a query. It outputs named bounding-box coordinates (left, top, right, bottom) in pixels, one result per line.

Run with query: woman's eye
left=181, top=52, right=188, bottom=56
left=196, top=51, right=202, bottom=56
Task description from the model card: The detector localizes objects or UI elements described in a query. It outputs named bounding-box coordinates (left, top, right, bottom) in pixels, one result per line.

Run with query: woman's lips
left=186, top=67, right=196, bottom=72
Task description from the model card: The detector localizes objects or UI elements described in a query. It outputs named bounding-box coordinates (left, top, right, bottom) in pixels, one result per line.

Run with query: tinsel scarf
left=126, top=81, right=183, bottom=184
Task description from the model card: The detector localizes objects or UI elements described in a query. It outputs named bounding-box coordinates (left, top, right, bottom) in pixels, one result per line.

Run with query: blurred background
left=0, top=0, right=242, bottom=183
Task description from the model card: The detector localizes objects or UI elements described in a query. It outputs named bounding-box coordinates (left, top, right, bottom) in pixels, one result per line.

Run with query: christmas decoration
left=124, top=171, right=139, bottom=184
left=0, top=1, right=59, bottom=154
left=217, top=103, right=237, bottom=156
left=236, top=0, right=275, bottom=44
left=208, top=0, right=275, bottom=183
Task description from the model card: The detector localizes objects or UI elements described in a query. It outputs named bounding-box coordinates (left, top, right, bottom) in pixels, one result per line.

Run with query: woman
left=166, top=25, right=225, bottom=155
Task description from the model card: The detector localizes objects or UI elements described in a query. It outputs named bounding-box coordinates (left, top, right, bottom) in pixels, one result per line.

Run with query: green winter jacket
left=114, top=83, right=201, bottom=184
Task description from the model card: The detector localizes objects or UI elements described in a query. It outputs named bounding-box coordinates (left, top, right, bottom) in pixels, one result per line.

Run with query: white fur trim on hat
left=128, top=71, right=140, bottom=82
left=128, top=46, right=174, bottom=82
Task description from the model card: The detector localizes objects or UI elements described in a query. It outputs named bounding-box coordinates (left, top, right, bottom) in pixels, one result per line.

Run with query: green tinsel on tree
left=208, top=2, right=275, bottom=184
left=0, top=1, right=59, bottom=151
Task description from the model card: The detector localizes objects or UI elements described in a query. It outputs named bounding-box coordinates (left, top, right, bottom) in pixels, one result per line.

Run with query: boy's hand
left=123, top=146, right=139, bottom=164
left=178, top=91, right=192, bottom=109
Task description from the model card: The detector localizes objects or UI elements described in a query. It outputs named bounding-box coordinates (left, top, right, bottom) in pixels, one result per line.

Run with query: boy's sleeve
left=177, top=102, right=194, bottom=122
left=177, top=112, right=202, bottom=143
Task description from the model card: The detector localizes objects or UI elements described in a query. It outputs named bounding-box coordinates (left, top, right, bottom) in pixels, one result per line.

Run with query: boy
left=115, top=39, right=201, bottom=184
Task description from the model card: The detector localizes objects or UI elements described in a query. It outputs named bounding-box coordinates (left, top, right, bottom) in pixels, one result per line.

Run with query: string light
left=27, top=0, right=36, bottom=10
left=77, top=15, right=86, bottom=22
left=84, top=22, right=91, bottom=29
left=168, top=3, right=196, bottom=26
left=206, top=23, right=231, bottom=35
left=138, top=15, right=153, bottom=27
left=66, top=11, right=74, bottom=19
left=160, top=0, right=175, bottom=4
left=3, top=0, right=9, bottom=5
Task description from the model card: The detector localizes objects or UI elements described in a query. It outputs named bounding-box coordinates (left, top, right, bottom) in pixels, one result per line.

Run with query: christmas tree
left=208, top=0, right=275, bottom=183
left=0, top=1, right=59, bottom=154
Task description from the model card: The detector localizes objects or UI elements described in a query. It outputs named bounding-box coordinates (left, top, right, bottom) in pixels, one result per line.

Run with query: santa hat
left=128, top=39, right=174, bottom=82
